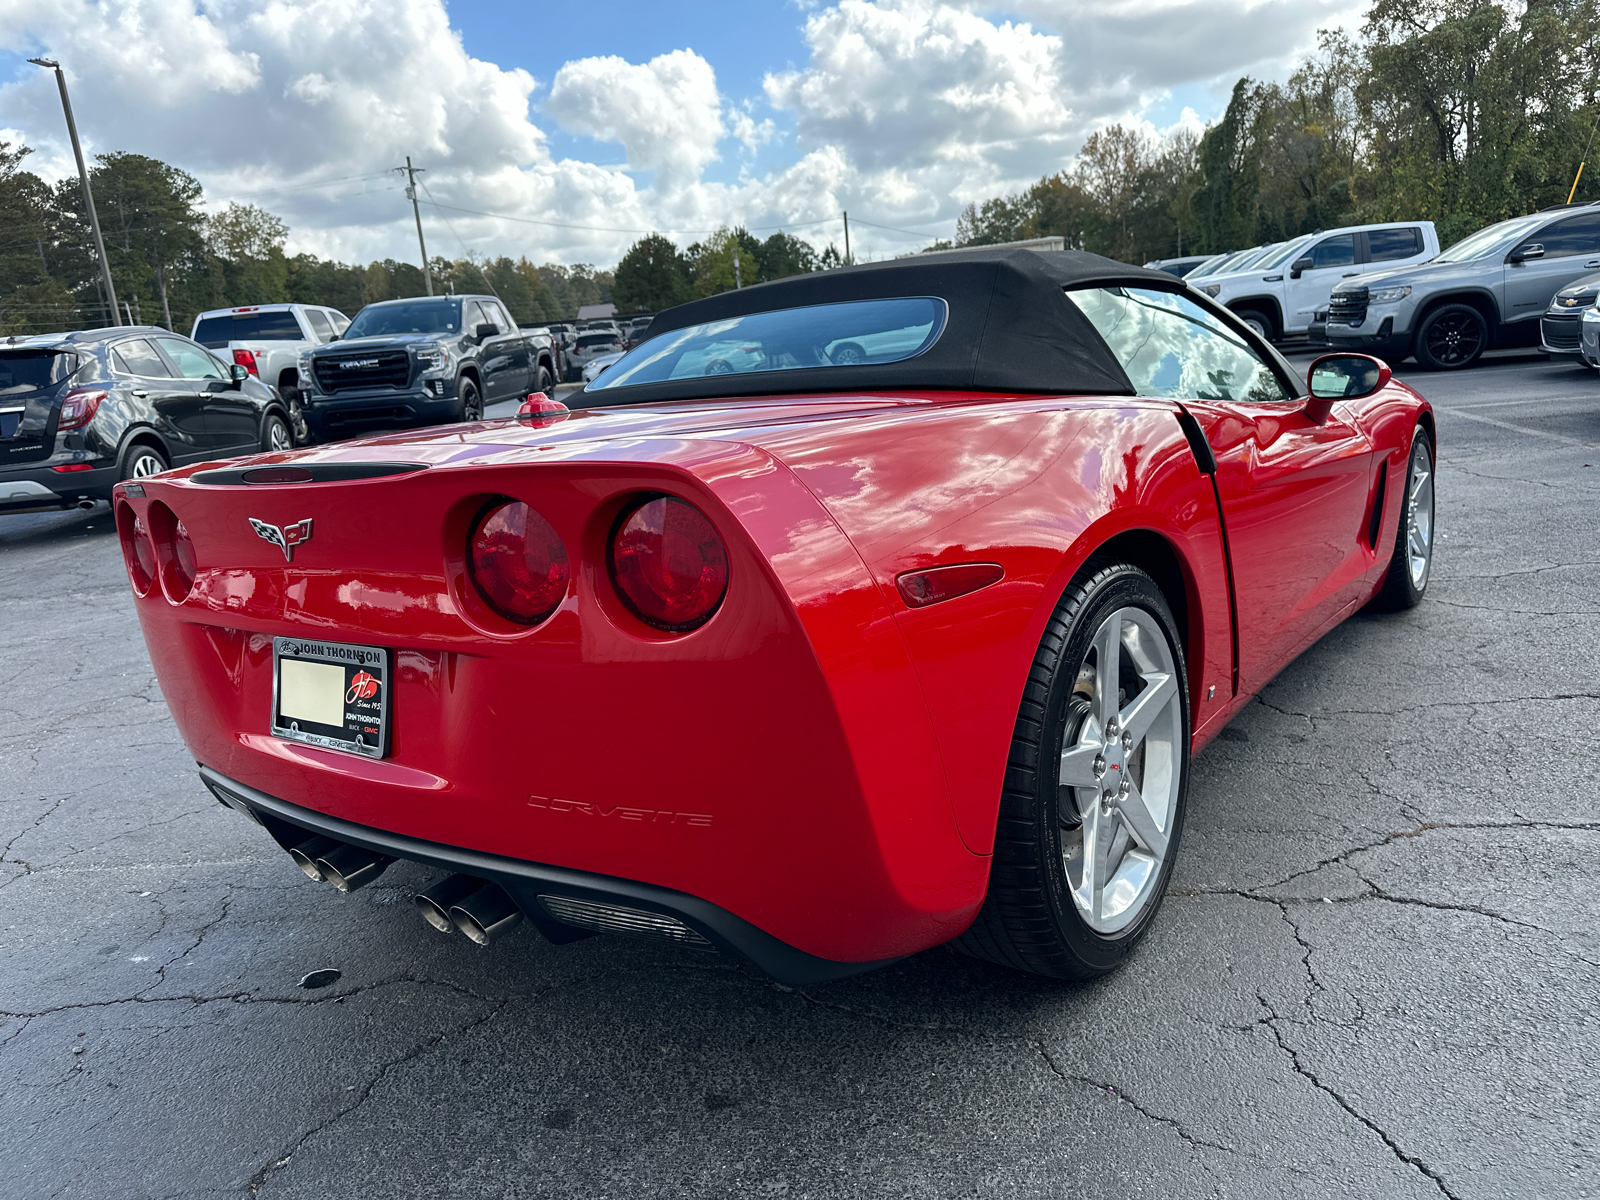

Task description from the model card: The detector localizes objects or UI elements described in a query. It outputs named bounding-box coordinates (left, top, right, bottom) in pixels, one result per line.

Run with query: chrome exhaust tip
left=313, top=844, right=393, bottom=893
left=448, top=883, right=524, bottom=945
left=77, top=499, right=97, bottom=510
left=287, top=836, right=340, bottom=881
left=415, top=874, right=483, bottom=933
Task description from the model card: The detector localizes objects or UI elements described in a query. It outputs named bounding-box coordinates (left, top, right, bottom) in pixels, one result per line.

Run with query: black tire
left=956, top=562, right=1191, bottom=979
left=1371, top=425, right=1435, bottom=610
left=1234, top=307, right=1276, bottom=341
left=1412, top=303, right=1487, bottom=370
left=830, top=341, right=867, bottom=365
left=457, top=377, right=483, bottom=422
left=537, top=366, right=554, bottom=395
left=117, top=440, right=167, bottom=482
left=260, top=412, right=292, bottom=454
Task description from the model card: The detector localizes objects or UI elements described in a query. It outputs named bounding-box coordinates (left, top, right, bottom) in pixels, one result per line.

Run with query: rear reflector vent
left=537, top=895, right=713, bottom=950
left=190, top=461, right=427, bottom=486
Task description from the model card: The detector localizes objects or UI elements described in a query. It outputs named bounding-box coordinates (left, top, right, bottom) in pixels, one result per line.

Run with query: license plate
left=271, top=636, right=389, bottom=758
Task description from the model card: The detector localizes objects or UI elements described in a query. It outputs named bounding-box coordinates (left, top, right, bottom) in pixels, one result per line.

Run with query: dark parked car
left=297, top=295, right=554, bottom=442
left=1, top=327, right=290, bottom=516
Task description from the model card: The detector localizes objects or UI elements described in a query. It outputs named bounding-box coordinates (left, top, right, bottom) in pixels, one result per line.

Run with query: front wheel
left=1413, top=304, right=1486, bottom=370
left=956, top=562, right=1190, bottom=979
left=457, top=377, right=483, bottom=422
left=261, top=412, right=292, bottom=454
left=1371, top=425, right=1435, bottom=610
left=1235, top=307, right=1275, bottom=341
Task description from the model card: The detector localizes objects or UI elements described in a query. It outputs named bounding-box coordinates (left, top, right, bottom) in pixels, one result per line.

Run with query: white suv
left=1188, top=221, right=1440, bottom=341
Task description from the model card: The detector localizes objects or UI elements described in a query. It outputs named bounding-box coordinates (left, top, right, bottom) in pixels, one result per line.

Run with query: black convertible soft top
left=581, top=247, right=1303, bottom=405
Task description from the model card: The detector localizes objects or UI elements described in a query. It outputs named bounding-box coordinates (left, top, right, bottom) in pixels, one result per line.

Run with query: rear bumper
left=202, top=767, right=898, bottom=985
left=0, top=461, right=118, bottom=514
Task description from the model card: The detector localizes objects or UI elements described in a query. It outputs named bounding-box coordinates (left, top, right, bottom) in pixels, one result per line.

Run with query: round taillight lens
left=609, top=495, right=728, bottom=631
left=468, top=500, right=569, bottom=624
left=170, top=518, right=198, bottom=595
left=116, top=503, right=155, bottom=594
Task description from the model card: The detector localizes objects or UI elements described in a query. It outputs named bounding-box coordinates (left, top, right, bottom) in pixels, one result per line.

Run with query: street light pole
left=29, top=58, right=121, bottom=327
left=397, top=156, right=434, bottom=296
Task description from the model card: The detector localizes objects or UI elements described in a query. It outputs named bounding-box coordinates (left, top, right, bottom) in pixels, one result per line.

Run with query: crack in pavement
left=1032, top=1041, right=1235, bottom=1154
left=1255, top=996, right=1462, bottom=1200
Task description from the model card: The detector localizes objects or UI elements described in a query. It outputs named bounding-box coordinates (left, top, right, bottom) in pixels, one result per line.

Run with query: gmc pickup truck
left=296, top=294, right=558, bottom=442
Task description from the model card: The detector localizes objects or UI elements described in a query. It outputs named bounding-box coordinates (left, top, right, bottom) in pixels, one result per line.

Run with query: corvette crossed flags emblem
left=249, top=517, right=313, bottom=562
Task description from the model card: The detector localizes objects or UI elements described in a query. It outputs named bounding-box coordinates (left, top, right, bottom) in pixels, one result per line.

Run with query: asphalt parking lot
left=2, top=352, right=1596, bottom=1199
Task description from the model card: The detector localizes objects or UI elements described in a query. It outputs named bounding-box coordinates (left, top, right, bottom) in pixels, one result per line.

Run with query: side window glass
left=305, top=310, right=333, bottom=342
left=1309, top=234, right=1355, bottom=269
left=155, top=337, right=225, bottom=381
left=330, top=311, right=350, bottom=336
left=112, top=339, right=173, bottom=378
left=1065, top=286, right=1291, bottom=404
left=1367, top=228, right=1422, bottom=262
left=494, top=303, right=515, bottom=333
left=1531, top=214, right=1600, bottom=259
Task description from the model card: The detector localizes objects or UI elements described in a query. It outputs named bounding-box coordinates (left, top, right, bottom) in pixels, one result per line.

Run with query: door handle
left=1586, top=259, right=1600, bottom=268
left=132, top=390, right=148, bottom=398
left=1342, top=271, right=1359, bottom=277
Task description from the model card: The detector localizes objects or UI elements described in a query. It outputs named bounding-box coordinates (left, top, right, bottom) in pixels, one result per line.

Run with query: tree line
left=951, top=0, right=1600, bottom=263
left=0, top=145, right=614, bottom=336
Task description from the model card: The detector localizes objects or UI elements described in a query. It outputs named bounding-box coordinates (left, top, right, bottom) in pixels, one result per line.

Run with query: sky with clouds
left=0, top=0, right=1366, bottom=268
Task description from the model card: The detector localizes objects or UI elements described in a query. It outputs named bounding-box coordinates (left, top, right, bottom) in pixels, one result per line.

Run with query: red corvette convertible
left=116, top=249, right=1434, bottom=983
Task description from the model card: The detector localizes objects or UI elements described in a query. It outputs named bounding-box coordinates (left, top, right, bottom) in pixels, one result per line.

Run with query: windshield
left=1435, top=214, right=1549, bottom=263
left=588, top=297, right=949, bottom=393
left=193, top=311, right=304, bottom=348
left=1259, top=235, right=1317, bottom=270
left=343, top=299, right=461, bottom=338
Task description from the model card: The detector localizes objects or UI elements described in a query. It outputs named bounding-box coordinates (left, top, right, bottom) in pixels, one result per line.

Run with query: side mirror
left=1305, top=353, right=1390, bottom=422
left=229, top=363, right=249, bottom=388
left=1290, top=256, right=1314, bottom=280
left=475, top=323, right=499, bottom=341
left=1509, top=243, right=1544, bottom=264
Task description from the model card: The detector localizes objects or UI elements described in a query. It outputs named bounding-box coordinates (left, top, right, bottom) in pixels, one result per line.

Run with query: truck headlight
left=1368, top=285, right=1412, bottom=304
left=415, top=344, right=448, bottom=374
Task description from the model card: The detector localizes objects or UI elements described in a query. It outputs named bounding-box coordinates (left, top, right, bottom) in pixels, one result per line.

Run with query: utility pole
left=843, top=210, right=852, bottom=265
left=30, top=58, right=120, bottom=326
left=398, top=156, right=434, bottom=295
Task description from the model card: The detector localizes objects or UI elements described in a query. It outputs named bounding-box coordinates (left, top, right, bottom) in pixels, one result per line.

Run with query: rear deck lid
left=0, top=347, right=81, bottom=465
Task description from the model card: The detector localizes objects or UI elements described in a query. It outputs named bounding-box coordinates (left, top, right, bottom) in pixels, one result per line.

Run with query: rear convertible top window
left=588, top=297, right=948, bottom=392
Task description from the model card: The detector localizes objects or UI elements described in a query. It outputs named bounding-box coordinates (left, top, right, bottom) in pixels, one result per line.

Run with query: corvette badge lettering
left=250, top=517, right=313, bottom=562
left=527, top=794, right=712, bottom=827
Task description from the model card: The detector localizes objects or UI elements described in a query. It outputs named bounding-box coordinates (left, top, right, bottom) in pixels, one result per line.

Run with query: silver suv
left=1326, top=201, right=1600, bottom=369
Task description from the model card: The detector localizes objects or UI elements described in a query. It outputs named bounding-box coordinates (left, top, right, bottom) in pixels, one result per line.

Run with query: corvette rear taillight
left=57, top=388, right=107, bottom=431
left=233, top=349, right=259, bottom=375
left=609, top=495, right=728, bottom=632
left=115, top=502, right=155, bottom=595
left=468, top=500, right=569, bottom=624
left=170, top=518, right=198, bottom=594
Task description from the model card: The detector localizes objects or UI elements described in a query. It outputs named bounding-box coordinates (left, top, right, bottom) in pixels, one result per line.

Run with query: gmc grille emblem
left=339, top=359, right=380, bottom=369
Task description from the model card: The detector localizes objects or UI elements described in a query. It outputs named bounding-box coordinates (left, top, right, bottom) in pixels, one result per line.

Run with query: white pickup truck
left=1187, top=220, right=1440, bottom=341
left=191, top=304, right=350, bottom=442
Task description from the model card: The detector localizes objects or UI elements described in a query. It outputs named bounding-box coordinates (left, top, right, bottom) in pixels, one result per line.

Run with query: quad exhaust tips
left=415, top=875, right=523, bottom=945
left=288, top=836, right=392, bottom=892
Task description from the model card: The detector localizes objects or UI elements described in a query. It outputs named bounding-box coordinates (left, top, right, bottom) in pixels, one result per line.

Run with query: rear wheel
left=457, top=377, right=483, bottom=422
left=1413, top=304, right=1486, bottom=370
left=1371, top=425, right=1434, bottom=610
left=537, top=366, right=553, bottom=395
left=118, top=441, right=167, bottom=482
left=957, top=562, right=1190, bottom=979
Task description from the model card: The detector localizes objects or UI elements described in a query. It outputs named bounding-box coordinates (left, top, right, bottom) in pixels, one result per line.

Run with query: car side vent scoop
left=896, top=562, right=1004, bottom=609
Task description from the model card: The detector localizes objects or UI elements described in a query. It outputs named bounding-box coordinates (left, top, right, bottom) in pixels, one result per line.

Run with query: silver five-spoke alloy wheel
left=1406, top=435, right=1434, bottom=590
left=130, top=452, right=163, bottom=478
left=1057, top=606, right=1182, bottom=934
left=268, top=418, right=292, bottom=452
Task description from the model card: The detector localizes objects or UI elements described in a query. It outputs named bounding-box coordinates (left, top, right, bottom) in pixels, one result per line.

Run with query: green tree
left=207, top=202, right=289, bottom=305
left=613, top=233, right=693, bottom=311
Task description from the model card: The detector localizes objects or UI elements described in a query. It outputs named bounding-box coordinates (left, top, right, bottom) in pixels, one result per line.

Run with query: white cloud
left=545, top=50, right=724, bottom=191
left=0, top=0, right=1370, bottom=269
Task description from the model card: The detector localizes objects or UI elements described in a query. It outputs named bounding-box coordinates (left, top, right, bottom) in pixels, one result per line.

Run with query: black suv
left=1, top=327, right=290, bottom=516
left=298, top=295, right=552, bottom=441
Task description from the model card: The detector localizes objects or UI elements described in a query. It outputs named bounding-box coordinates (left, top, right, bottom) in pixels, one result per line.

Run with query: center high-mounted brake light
left=233, top=349, right=259, bottom=375
left=609, top=496, right=728, bottom=632
left=57, top=388, right=107, bottom=431
left=468, top=500, right=569, bottom=624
